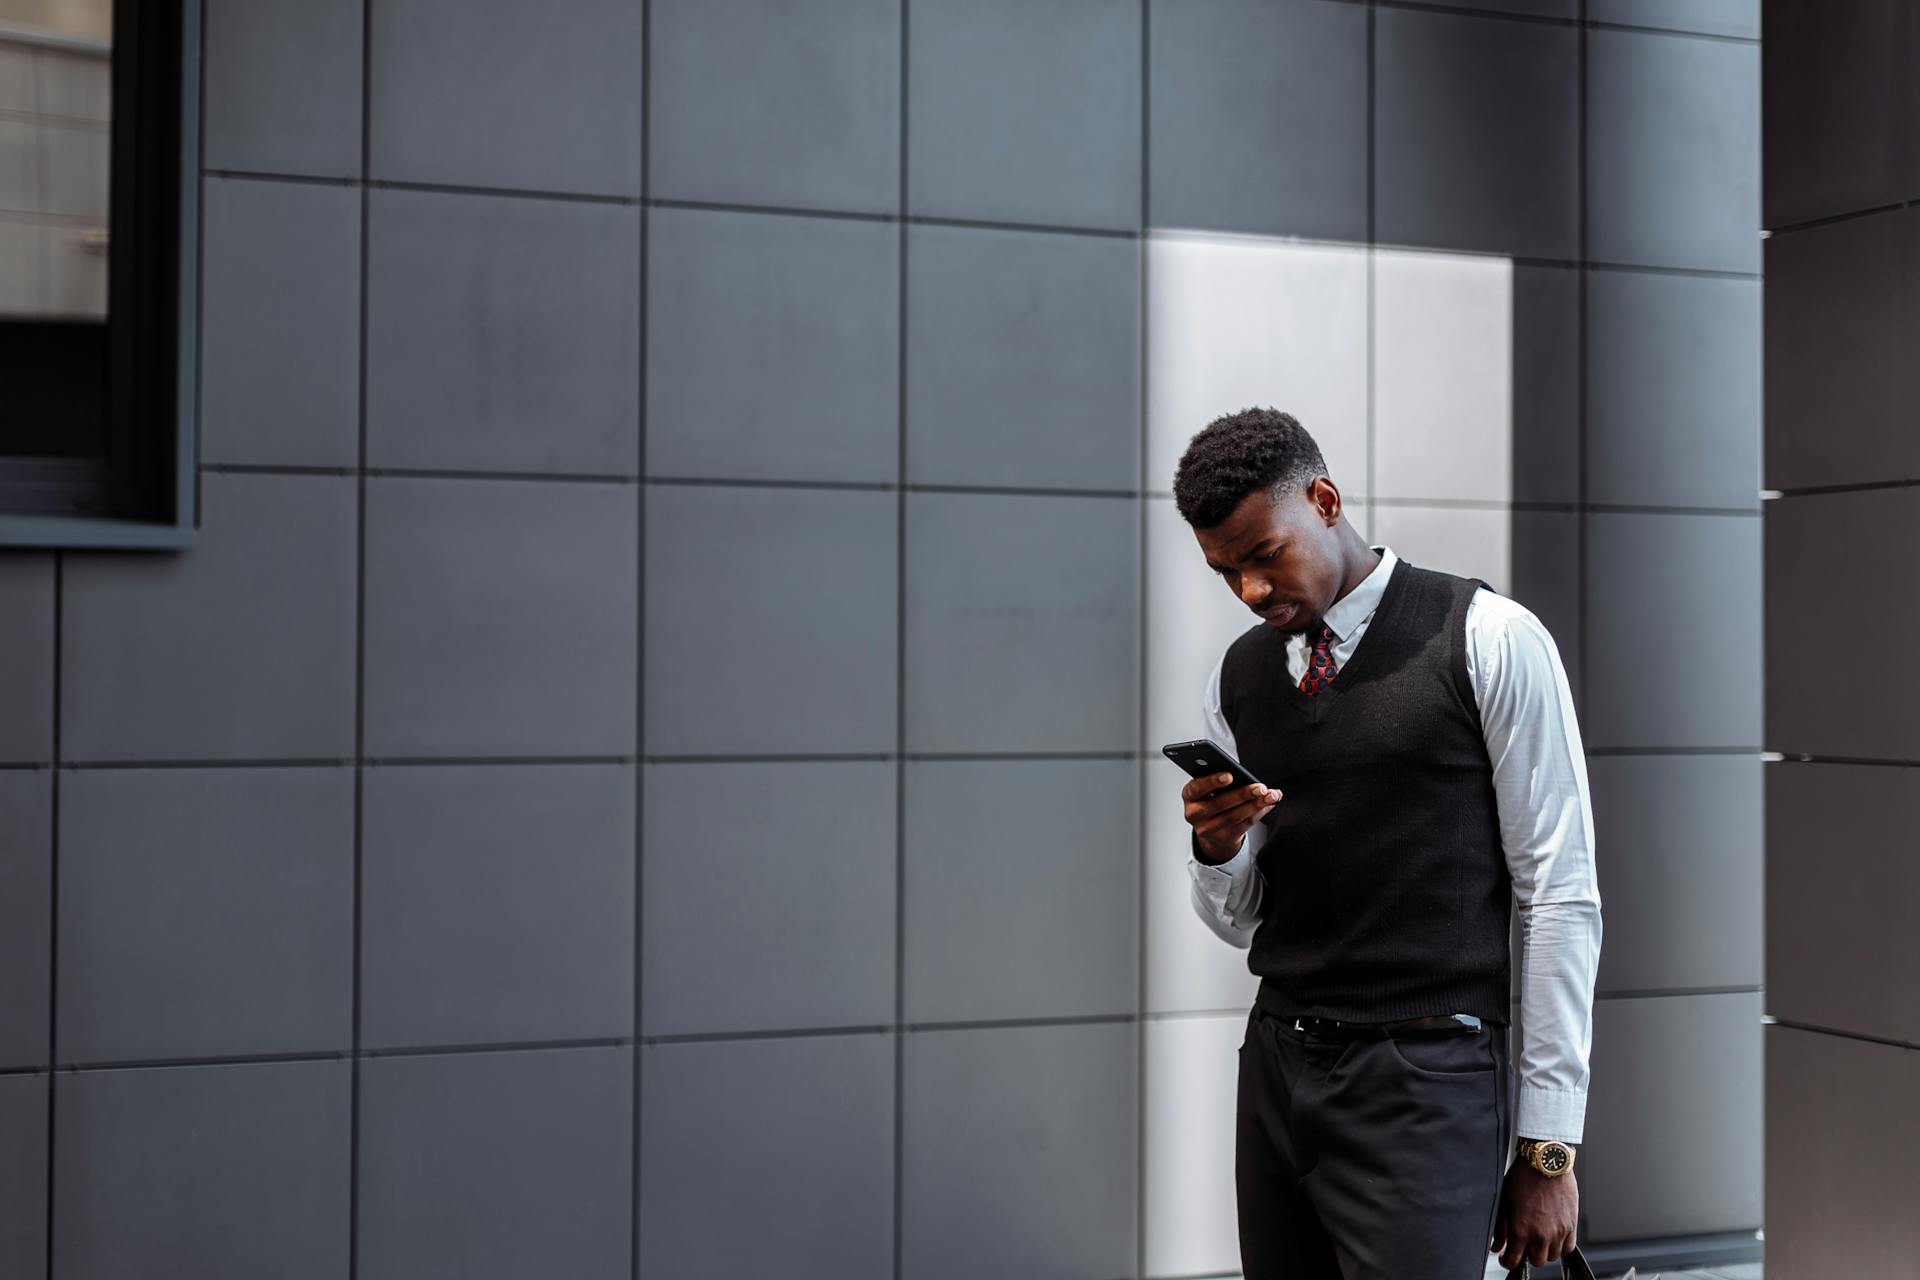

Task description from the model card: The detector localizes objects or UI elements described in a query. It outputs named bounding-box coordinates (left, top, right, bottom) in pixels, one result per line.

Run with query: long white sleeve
left=1186, top=654, right=1268, bottom=948
left=1470, top=595, right=1603, bottom=1145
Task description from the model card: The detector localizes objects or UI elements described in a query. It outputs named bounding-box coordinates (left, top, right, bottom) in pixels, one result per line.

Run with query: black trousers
left=1235, top=1004, right=1515, bottom=1279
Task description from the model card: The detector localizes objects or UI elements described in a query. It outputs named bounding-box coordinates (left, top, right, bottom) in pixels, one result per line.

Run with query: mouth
left=1258, top=602, right=1297, bottom=625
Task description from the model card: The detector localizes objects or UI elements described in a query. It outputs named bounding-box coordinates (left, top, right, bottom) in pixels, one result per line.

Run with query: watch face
left=1537, top=1144, right=1570, bottom=1174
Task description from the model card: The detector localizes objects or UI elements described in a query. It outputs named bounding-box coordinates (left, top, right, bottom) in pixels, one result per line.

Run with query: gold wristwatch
left=1516, top=1138, right=1576, bottom=1178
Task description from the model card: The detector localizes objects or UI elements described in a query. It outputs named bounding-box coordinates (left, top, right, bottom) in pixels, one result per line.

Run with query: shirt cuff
left=1188, top=834, right=1251, bottom=901
left=1514, top=1083, right=1587, bottom=1146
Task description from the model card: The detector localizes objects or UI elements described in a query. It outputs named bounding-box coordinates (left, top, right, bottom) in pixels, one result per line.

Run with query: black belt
left=1265, top=1010, right=1486, bottom=1041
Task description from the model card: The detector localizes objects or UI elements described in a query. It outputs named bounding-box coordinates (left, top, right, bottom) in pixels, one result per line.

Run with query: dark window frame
left=0, top=0, right=199, bottom=549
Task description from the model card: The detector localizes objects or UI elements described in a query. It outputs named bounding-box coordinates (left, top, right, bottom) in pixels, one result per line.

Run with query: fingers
left=1188, top=788, right=1281, bottom=847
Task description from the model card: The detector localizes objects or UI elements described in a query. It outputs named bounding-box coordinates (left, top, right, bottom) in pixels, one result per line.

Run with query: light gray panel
left=902, top=1022, right=1137, bottom=1280
left=1392, top=0, right=1573, bottom=16
left=1584, top=512, right=1760, bottom=750
left=60, top=473, right=358, bottom=761
left=903, top=758, right=1136, bottom=1023
left=644, top=485, right=896, bottom=756
left=1586, top=754, right=1761, bottom=993
left=369, top=0, right=643, bottom=195
left=200, top=176, right=361, bottom=468
left=1148, top=0, right=1367, bottom=239
left=1764, top=489, right=1920, bottom=761
left=1588, top=28, right=1760, bottom=274
left=1375, top=8, right=1578, bottom=259
left=53, top=1060, right=352, bottom=1280
left=642, top=760, right=894, bottom=1036
left=905, top=492, right=1138, bottom=754
left=1764, top=208, right=1920, bottom=490
left=1579, top=992, right=1762, bottom=1241
left=1767, top=762, right=1920, bottom=1044
left=1585, top=269, right=1762, bottom=510
left=1511, top=264, right=1582, bottom=506
left=908, top=0, right=1139, bottom=229
left=907, top=224, right=1138, bottom=491
left=0, top=773, right=49, bottom=1068
left=1507, top=511, right=1583, bottom=723
left=357, top=1047, right=631, bottom=1280
left=56, top=768, right=354, bottom=1064
left=1765, top=1026, right=1920, bottom=1278
left=645, top=207, right=898, bottom=484
left=0, top=554, right=52, bottom=762
left=363, top=477, right=639, bottom=758
left=0, top=1076, right=45, bottom=1279
left=361, top=765, right=635, bottom=1049
left=640, top=1035, right=893, bottom=1280
left=366, top=188, right=641, bottom=476
left=1763, top=0, right=1920, bottom=228
left=1591, top=0, right=1757, bottom=38
left=203, top=0, right=362, bottom=177
left=649, top=0, right=899, bottom=212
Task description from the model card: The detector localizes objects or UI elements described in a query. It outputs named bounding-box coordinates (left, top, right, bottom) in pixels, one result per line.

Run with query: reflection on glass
left=1, top=0, right=112, bottom=457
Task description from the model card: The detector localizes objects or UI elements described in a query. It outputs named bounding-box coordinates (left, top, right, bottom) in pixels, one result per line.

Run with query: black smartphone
left=1160, top=738, right=1266, bottom=792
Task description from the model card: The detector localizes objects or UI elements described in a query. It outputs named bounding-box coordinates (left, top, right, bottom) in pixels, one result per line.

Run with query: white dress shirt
left=1188, top=544, right=1602, bottom=1144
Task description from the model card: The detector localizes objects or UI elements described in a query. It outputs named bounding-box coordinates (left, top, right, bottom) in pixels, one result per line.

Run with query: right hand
left=1182, top=772, right=1281, bottom=865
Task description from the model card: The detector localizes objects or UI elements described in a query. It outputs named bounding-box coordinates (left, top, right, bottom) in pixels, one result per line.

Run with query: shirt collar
left=1317, top=544, right=1396, bottom=642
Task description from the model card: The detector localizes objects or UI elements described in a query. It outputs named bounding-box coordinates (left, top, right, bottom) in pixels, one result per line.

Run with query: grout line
left=348, top=2, right=372, bottom=1274
left=43, top=550, right=61, bottom=1280
left=1766, top=476, right=1920, bottom=499
left=1765, top=1017, right=1918, bottom=1053
left=1594, top=986, right=1762, bottom=1001
left=894, top=4, right=910, bottom=1278
left=1135, top=3, right=1150, bottom=1275
left=631, top=3, right=651, bottom=1274
left=1575, top=0, right=1590, bottom=721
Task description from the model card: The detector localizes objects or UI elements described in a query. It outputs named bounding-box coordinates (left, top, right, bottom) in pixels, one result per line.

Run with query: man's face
left=1191, top=480, right=1344, bottom=634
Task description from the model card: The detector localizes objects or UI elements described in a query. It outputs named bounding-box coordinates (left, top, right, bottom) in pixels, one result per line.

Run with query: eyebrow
left=1206, top=538, right=1279, bottom=574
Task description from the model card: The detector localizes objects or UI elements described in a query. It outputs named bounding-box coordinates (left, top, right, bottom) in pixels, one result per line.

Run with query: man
left=1173, top=408, right=1601, bottom=1277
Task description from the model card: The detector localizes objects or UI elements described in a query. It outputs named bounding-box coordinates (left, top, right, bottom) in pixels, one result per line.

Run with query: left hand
left=1490, top=1159, right=1578, bottom=1271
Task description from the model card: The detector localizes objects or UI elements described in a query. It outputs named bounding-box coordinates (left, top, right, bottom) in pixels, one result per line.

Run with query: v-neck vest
left=1220, top=556, right=1513, bottom=1023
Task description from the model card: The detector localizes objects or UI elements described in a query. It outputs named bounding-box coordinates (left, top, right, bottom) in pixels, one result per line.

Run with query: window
left=0, top=0, right=197, bottom=547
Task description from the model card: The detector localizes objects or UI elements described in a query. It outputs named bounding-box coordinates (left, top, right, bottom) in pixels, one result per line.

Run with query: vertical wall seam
left=1135, top=3, right=1150, bottom=1276
left=349, top=1, right=372, bottom=1274
left=893, top=4, right=910, bottom=1279
left=632, top=1, right=651, bottom=1274
left=43, top=551, right=61, bottom=1280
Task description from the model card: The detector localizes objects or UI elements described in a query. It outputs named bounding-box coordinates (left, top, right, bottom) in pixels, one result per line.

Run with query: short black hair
left=1171, top=407, right=1329, bottom=530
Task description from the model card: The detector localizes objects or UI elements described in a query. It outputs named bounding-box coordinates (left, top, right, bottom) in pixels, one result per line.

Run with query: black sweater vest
left=1220, top=555, right=1512, bottom=1023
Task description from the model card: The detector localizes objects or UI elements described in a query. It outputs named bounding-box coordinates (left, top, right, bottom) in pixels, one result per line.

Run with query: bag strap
left=1507, top=1244, right=1599, bottom=1280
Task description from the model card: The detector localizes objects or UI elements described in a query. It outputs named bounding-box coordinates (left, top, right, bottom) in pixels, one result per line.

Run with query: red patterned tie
left=1299, top=622, right=1339, bottom=696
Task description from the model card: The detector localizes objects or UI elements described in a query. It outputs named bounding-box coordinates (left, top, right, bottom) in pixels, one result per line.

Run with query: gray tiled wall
left=1762, top=4, right=1920, bottom=1275
left=0, top=1, right=1760, bottom=1276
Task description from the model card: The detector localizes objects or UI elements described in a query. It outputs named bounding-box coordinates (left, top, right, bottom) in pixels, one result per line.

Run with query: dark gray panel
left=1767, top=762, right=1920, bottom=1044
left=903, top=758, right=1137, bottom=1023
left=642, top=760, right=894, bottom=1036
left=649, top=0, right=899, bottom=212
left=645, top=207, right=898, bottom=484
left=0, top=1076, right=45, bottom=1279
left=1148, top=0, right=1367, bottom=240
left=1763, top=0, right=1920, bottom=228
left=644, top=485, right=896, bottom=756
left=366, top=188, right=641, bottom=476
left=1507, top=510, right=1583, bottom=724
left=1375, top=8, right=1578, bottom=259
left=905, top=492, right=1138, bottom=754
left=1580, top=993, right=1761, bottom=1241
left=1584, top=512, right=1760, bottom=750
left=1764, top=489, right=1920, bottom=761
left=1511, top=264, right=1582, bottom=506
left=60, top=474, right=358, bottom=761
left=1586, top=754, right=1761, bottom=993
left=358, top=1047, right=631, bottom=1280
left=0, top=554, right=52, bottom=763
left=902, top=1022, right=1137, bottom=1280
left=202, top=0, right=362, bottom=177
left=0, top=773, right=49, bottom=1068
left=369, top=0, right=643, bottom=195
left=907, top=224, right=1139, bottom=491
left=909, top=0, right=1139, bottom=229
left=56, top=768, right=354, bottom=1064
left=1392, top=0, right=1574, bottom=17
left=1764, top=208, right=1920, bottom=490
left=640, top=1035, right=892, bottom=1279
left=200, top=176, right=361, bottom=468
left=1585, top=269, right=1762, bottom=510
left=53, top=1060, right=352, bottom=1280
left=363, top=477, right=639, bottom=758
left=1588, top=28, right=1759, bottom=273
left=1591, top=0, right=1757, bottom=38
left=1765, top=1026, right=1920, bottom=1275
left=362, top=765, right=634, bottom=1050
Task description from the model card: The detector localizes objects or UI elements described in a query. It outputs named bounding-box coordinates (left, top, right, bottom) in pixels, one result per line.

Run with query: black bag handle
left=1506, top=1243, right=1598, bottom=1280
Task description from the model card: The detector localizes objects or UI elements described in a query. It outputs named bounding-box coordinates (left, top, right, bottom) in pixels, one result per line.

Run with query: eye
left=1256, top=549, right=1279, bottom=563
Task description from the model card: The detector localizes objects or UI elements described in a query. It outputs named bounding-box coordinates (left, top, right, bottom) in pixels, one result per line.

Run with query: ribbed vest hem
left=1253, top=974, right=1512, bottom=1026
